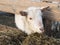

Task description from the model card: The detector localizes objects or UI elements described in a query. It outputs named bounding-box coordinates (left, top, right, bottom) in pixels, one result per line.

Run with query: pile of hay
left=22, top=33, right=60, bottom=45
left=0, top=24, right=27, bottom=45
left=0, top=24, right=60, bottom=45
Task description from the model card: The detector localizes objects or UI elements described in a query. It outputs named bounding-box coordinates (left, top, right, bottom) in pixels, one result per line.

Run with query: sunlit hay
left=0, top=24, right=27, bottom=45
left=22, top=33, right=60, bottom=45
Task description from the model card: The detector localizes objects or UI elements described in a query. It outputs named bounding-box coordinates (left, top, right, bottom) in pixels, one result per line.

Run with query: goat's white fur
left=15, top=7, right=44, bottom=35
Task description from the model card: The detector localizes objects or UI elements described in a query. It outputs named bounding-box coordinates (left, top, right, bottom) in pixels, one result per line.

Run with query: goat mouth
left=40, top=28, right=44, bottom=32
left=40, top=29, right=45, bottom=33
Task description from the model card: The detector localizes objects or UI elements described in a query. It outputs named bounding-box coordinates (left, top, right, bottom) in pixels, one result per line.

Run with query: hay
left=0, top=24, right=27, bottom=45
left=22, top=33, right=60, bottom=45
left=0, top=24, right=60, bottom=45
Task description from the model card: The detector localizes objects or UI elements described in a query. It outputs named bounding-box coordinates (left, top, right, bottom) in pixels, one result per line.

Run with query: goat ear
left=20, top=11, right=28, bottom=16
left=40, top=6, right=49, bottom=12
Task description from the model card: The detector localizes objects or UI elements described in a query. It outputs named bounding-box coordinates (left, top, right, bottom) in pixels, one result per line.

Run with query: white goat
left=15, top=6, right=48, bottom=35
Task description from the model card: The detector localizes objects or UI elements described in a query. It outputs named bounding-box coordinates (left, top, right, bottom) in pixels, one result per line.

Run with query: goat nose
left=40, top=28, right=44, bottom=32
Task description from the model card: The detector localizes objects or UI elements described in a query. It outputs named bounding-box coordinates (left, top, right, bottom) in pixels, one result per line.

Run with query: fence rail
left=0, top=0, right=60, bottom=21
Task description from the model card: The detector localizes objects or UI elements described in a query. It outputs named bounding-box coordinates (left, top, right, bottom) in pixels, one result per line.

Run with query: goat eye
left=29, top=17, right=32, bottom=20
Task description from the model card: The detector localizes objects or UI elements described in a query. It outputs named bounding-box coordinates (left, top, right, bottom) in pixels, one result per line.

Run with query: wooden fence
left=0, top=0, right=60, bottom=21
